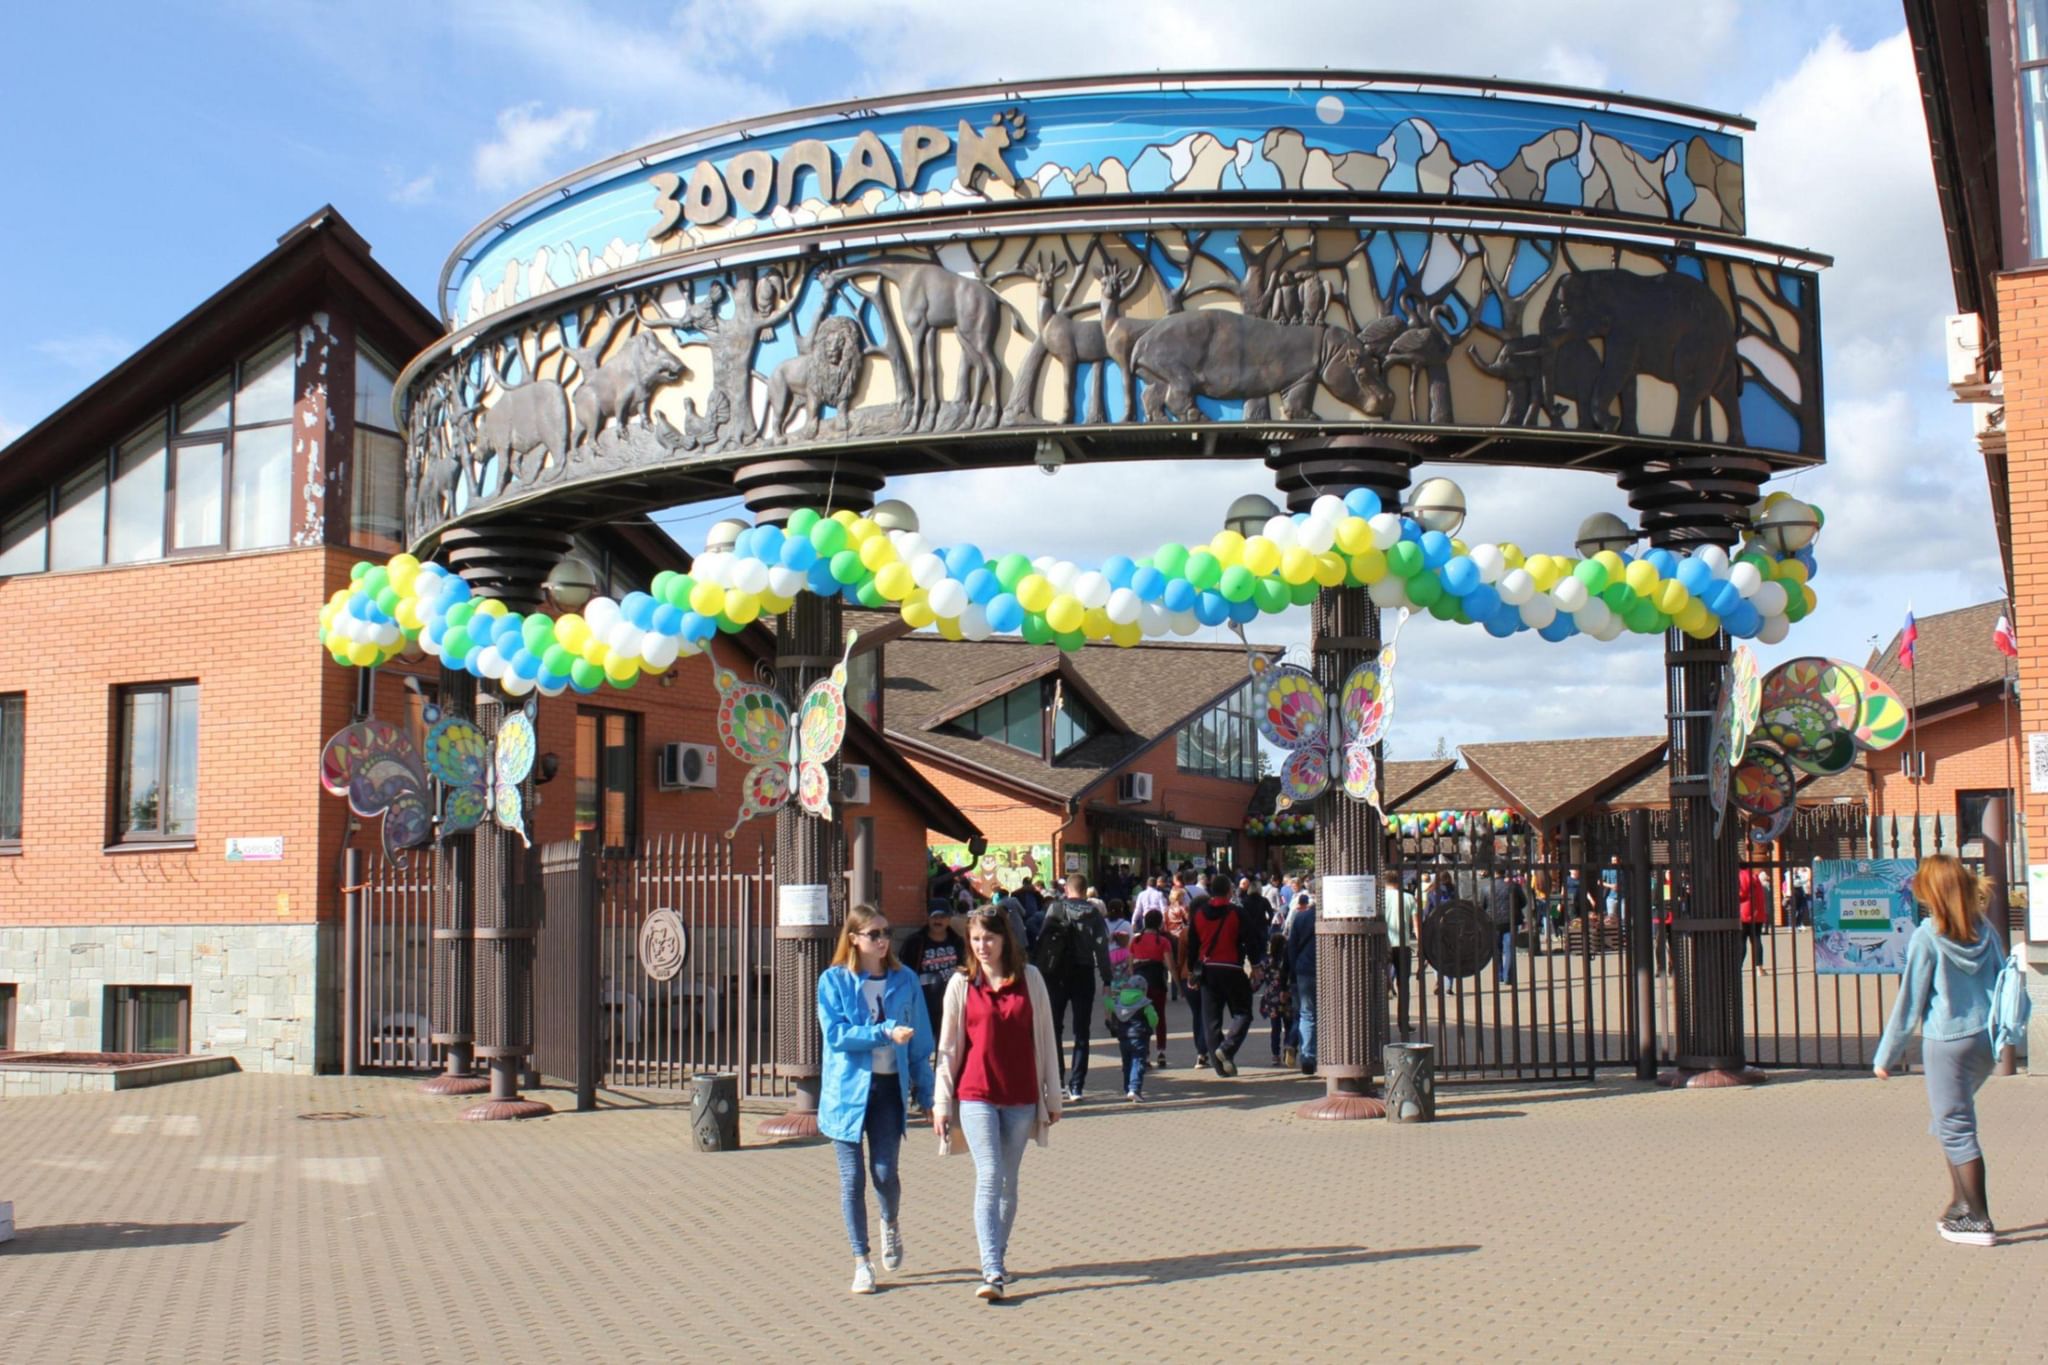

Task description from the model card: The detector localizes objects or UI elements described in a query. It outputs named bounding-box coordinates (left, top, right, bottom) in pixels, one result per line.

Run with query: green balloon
left=542, top=645, right=575, bottom=675
left=1021, top=613, right=1054, bottom=645
left=994, top=553, right=1032, bottom=590
left=1783, top=591, right=1807, bottom=623
left=521, top=616, right=552, bottom=653
left=651, top=570, right=677, bottom=600
left=1452, top=598, right=1474, bottom=624
left=1055, top=629, right=1086, bottom=653
left=443, top=627, right=474, bottom=660
left=1288, top=578, right=1319, bottom=606
left=1253, top=577, right=1290, bottom=613
left=810, top=518, right=848, bottom=556
left=1601, top=583, right=1634, bottom=612
left=611, top=669, right=638, bottom=690
left=1406, top=572, right=1442, bottom=607
left=856, top=579, right=886, bottom=608
left=716, top=613, right=745, bottom=633
left=829, top=548, right=865, bottom=584
left=1219, top=564, right=1256, bottom=602
left=1574, top=558, right=1609, bottom=592
left=786, top=508, right=821, bottom=536
left=1155, top=543, right=1190, bottom=577
left=1428, top=593, right=1460, bottom=621
left=570, top=658, right=604, bottom=689
left=376, top=586, right=401, bottom=615
left=364, top=567, right=390, bottom=597
left=446, top=600, right=476, bottom=628
left=1184, top=551, right=1221, bottom=591
left=1386, top=541, right=1424, bottom=578
left=350, top=561, right=372, bottom=581
left=667, top=574, right=697, bottom=608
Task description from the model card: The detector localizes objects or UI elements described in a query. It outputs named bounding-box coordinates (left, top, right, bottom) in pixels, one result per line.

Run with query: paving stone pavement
left=3, top=1046, right=2047, bottom=1363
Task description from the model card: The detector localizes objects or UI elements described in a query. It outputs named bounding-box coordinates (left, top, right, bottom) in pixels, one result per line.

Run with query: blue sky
left=0, top=2, right=1999, bottom=756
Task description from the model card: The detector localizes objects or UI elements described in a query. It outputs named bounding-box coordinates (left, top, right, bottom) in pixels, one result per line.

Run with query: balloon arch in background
left=321, top=72, right=1843, bottom=1117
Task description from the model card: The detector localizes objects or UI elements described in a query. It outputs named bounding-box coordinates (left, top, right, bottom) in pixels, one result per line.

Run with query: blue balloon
left=731, top=528, right=753, bottom=561
left=1399, top=518, right=1422, bottom=543
left=1163, top=578, right=1197, bottom=613
left=944, top=544, right=985, bottom=577
left=1675, top=557, right=1712, bottom=594
left=1464, top=584, right=1501, bottom=621
left=986, top=592, right=1024, bottom=633
left=840, top=582, right=863, bottom=605
left=1419, top=530, right=1452, bottom=569
left=1485, top=612, right=1520, bottom=638
left=1645, top=548, right=1678, bottom=578
left=806, top=560, right=839, bottom=595
left=1706, top=581, right=1741, bottom=616
left=1441, top=556, right=1480, bottom=597
left=1226, top=596, right=1259, bottom=624
left=513, top=650, right=543, bottom=680
left=539, top=672, right=568, bottom=693
left=680, top=612, right=717, bottom=643
left=1538, top=615, right=1577, bottom=643
left=651, top=603, right=683, bottom=636
left=620, top=592, right=655, bottom=630
left=1195, top=591, right=1230, bottom=626
left=1726, top=602, right=1761, bottom=637
left=780, top=537, right=819, bottom=571
left=1102, top=554, right=1136, bottom=590
left=1131, top=565, right=1166, bottom=602
left=750, top=524, right=784, bottom=563
left=963, top=567, right=999, bottom=605
left=1344, top=488, right=1382, bottom=519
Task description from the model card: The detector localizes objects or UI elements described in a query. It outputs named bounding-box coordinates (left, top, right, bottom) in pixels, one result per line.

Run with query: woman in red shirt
left=934, top=906, right=1062, bottom=1301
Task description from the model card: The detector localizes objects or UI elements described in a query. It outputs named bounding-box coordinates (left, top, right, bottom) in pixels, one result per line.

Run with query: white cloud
left=388, top=171, right=437, bottom=205
left=473, top=104, right=598, bottom=191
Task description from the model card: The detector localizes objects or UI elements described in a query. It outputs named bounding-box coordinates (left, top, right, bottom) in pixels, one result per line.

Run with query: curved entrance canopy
left=399, top=72, right=1825, bottom=552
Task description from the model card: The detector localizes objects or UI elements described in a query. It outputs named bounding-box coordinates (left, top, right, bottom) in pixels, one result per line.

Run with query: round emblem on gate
left=639, top=908, right=688, bottom=982
left=1420, top=899, right=1495, bottom=980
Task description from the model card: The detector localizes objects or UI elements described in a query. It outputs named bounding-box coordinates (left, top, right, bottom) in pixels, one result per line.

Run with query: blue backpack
left=1989, top=946, right=2032, bottom=1053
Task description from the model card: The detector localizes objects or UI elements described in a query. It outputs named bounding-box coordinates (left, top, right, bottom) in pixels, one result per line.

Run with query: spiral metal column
left=421, top=667, right=488, bottom=1095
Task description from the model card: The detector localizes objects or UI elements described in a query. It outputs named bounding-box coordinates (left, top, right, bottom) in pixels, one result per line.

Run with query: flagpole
left=2002, top=604, right=2017, bottom=884
left=1907, top=604, right=1921, bottom=859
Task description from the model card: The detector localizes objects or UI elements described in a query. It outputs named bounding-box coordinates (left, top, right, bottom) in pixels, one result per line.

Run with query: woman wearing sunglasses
left=934, top=905, right=1062, bottom=1301
left=818, top=904, right=935, bottom=1293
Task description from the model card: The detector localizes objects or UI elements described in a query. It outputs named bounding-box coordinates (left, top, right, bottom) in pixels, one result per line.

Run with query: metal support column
left=462, top=690, right=551, bottom=1120
left=422, top=667, right=489, bottom=1095
left=1628, top=809, right=1656, bottom=1081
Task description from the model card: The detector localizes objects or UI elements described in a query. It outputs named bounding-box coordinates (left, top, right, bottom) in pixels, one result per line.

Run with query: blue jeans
left=958, top=1099, right=1033, bottom=1279
left=832, top=1079, right=904, bottom=1257
left=1496, top=927, right=1516, bottom=984
left=1114, top=1019, right=1150, bottom=1096
left=1296, top=982, right=1317, bottom=1063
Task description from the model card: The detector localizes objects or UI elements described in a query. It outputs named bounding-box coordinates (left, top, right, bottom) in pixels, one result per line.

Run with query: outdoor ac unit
left=840, top=764, right=872, bottom=805
left=1946, top=312, right=1984, bottom=388
left=657, top=742, right=717, bottom=791
left=1116, top=772, right=1153, bottom=804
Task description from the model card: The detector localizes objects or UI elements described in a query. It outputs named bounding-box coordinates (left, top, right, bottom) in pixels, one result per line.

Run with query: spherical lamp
left=1224, top=494, right=1282, bottom=540
left=1574, top=512, right=1636, bottom=559
left=1405, top=477, right=1467, bottom=535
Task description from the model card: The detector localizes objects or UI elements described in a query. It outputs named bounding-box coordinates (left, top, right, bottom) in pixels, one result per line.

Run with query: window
left=576, top=709, right=638, bottom=853
left=0, top=694, right=20, bottom=849
left=228, top=424, right=291, bottom=549
left=0, top=503, right=45, bottom=575
left=955, top=684, right=1042, bottom=753
left=110, top=420, right=167, bottom=563
left=1178, top=679, right=1258, bottom=781
left=2024, top=1, right=2048, bottom=258
left=113, top=682, right=199, bottom=843
left=1052, top=682, right=1099, bottom=757
left=169, top=334, right=295, bottom=554
left=845, top=645, right=881, bottom=728
left=104, top=985, right=189, bottom=1054
left=0, top=982, right=14, bottom=1049
left=49, top=465, right=107, bottom=571
left=171, top=441, right=225, bottom=551
left=1956, top=788, right=2013, bottom=851
left=351, top=344, right=405, bottom=555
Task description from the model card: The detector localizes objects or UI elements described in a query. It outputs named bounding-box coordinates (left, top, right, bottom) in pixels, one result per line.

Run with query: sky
left=0, top=1, right=2003, bottom=760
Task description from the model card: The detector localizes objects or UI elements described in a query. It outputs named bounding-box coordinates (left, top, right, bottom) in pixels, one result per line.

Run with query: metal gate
left=347, top=852, right=442, bottom=1071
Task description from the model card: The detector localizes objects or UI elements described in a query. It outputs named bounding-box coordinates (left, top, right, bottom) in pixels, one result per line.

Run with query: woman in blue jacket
left=1873, top=856, right=2007, bottom=1247
left=818, top=904, right=935, bottom=1293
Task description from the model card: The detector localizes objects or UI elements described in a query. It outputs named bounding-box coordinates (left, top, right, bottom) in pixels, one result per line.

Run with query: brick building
left=0, top=210, right=971, bottom=1072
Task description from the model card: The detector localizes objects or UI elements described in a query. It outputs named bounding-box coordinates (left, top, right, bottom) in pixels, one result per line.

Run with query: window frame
left=104, top=984, right=191, bottom=1054
left=0, top=692, right=21, bottom=852
left=1177, top=679, right=1258, bottom=782
left=1955, top=787, right=2014, bottom=851
left=110, top=680, right=200, bottom=847
left=0, top=981, right=14, bottom=1049
left=575, top=707, right=640, bottom=855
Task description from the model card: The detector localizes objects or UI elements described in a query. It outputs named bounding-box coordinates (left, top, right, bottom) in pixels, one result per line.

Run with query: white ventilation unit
left=657, top=742, right=718, bottom=791
left=1116, top=772, right=1154, bottom=804
left=840, top=764, right=872, bottom=805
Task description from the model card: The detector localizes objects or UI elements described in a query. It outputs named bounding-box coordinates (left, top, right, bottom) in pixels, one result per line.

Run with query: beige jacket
left=933, top=964, right=1062, bottom=1153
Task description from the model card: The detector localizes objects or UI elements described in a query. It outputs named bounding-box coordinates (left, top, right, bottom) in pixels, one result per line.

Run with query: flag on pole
left=1899, top=611, right=1918, bottom=670
left=1995, top=614, right=2019, bottom=658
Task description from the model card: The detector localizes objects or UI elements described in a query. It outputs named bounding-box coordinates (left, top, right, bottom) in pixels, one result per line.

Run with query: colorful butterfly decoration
left=1711, top=653, right=1908, bottom=840
left=421, top=697, right=539, bottom=847
left=1247, top=610, right=1408, bottom=812
left=711, top=631, right=856, bottom=838
left=320, top=720, right=433, bottom=862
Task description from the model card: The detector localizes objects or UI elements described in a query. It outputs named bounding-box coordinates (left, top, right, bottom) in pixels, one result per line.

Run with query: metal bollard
left=1383, top=1043, right=1436, bottom=1123
left=691, top=1074, right=742, bottom=1152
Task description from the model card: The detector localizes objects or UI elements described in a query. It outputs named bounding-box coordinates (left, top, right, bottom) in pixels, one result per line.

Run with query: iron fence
left=350, top=853, right=442, bottom=1072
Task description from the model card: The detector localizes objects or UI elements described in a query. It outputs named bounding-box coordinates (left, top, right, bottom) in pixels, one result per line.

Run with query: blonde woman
left=817, top=905, right=934, bottom=1293
left=1873, top=856, right=2007, bottom=1246
left=934, top=905, right=1062, bottom=1301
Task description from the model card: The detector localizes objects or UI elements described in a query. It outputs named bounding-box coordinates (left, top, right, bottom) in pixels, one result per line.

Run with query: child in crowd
left=1108, top=926, right=1133, bottom=979
left=1104, top=966, right=1160, bottom=1102
left=1127, top=909, right=1175, bottom=1067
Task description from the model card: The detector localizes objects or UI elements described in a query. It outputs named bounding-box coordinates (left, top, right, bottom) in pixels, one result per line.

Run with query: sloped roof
left=1384, top=758, right=1458, bottom=809
left=1867, top=600, right=2010, bottom=715
left=1460, top=735, right=1668, bottom=826
left=882, top=631, right=1272, bottom=800
left=1391, top=765, right=1507, bottom=814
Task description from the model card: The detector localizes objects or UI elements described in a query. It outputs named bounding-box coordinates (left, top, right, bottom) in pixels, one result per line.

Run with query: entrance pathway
left=2, top=1055, right=2044, bottom=1361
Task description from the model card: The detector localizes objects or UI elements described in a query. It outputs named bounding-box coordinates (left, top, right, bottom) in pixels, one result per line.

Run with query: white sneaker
left=850, top=1257, right=876, bottom=1294
left=881, top=1221, right=904, bottom=1271
left=976, top=1274, right=1004, bottom=1301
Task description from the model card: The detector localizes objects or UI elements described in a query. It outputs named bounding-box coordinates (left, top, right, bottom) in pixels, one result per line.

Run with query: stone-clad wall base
left=0, top=925, right=320, bottom=1075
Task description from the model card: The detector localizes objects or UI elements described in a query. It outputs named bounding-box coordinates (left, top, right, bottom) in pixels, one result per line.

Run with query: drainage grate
left=297, top=1111, right=365, bottom=1122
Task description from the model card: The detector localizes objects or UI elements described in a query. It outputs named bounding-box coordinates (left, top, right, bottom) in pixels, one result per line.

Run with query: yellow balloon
left=1350, top=548, right=1388, bottom=584
left=583, top=640, right=611, bottom=668
left=847, top=517, right=878, bottom=545
left=876, top=562, right=915, bottom=601
left=1677, top=599, right=1711, bottom=632
left=1525, top=555, right=1556, bottom=592
left=1624, top=560, right=1660, bottom=596
left=689, top=581, right=726, bottom=617
left=1242, top=536, right=1280, bottom=577
left=760, top=591, right=793, bottom=615
left=1313, top=552, right=1347, bottom=588
left=1500, top=543, right=1525, bottom=570
left=1335, top=516, right=1373, bottom=555
left=1046, top=594, right=1084, bottom=634
left=1776, top=559, right=1809, bottom=585
left=1209, top=530, right=1244, bottom=568
left=1081, top=607, right=1112, bottom=638
left=831, top=509, right=859, bottom=526
left=936, top=614, right=964, bottom=640
left=1016, top=573, right=1055, bottom=613
left=859, top=535, right=896, bottom=570
left=1593, top=550, right=1627, bottom=580
left=1684, top=617, right=1719, bottom=640
left=1450, top=537, right=1469, bottom=558
left=605, top=653, right=639, bottom=683
left=1655, top=579, right=1690, bottom=616
left=1110, top=621, right=1143, bottom=647
left=1280, top=546, right=1316, bottom=586
left=725, top=591, right=761, bottom=624
left=347, top=641, right=378, bottom=666
left=396, top=602, right=422, bottom=631
left=474, top=598, right=507, bottom=619
left=555, top=614, right=588, bottom=650
left=902, top=598, right=936, bottom=629
left=1801, top=585, right=1817, bottom=613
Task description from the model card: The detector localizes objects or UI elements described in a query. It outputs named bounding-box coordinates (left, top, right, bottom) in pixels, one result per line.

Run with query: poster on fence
left=1811, top=859, right=1919, bottom=974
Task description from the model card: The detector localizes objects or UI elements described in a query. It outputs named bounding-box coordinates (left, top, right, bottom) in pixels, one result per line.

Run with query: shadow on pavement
left=1003, top=1243, right=1480, bottom=1299
left=1993, top=1220, right=2048, bottom=1245
left=4, top=1221, right=243, bottom=1254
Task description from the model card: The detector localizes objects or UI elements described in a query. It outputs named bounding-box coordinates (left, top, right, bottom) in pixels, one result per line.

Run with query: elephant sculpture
left=1539, top=268, right=1743, bottom=444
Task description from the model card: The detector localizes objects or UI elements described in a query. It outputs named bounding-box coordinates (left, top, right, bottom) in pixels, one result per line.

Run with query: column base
left=419, top=1075, right=492, bottom=1096
left=459, top=1098, right=554, bottom=1121
left=1297, top=1078, right=1386, bottom=1121
left=1656, top=1067, right=1766, bottom=1089
left=758, top=1108, right=823, bottom=1140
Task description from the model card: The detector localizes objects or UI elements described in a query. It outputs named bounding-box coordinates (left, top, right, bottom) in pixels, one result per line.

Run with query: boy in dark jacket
left=1103, top=967, right=1161, bottom=1101
left=1190, top=875, right=1266, bottom=1077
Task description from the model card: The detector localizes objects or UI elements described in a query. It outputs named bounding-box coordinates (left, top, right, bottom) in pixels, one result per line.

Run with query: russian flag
left=1996, top=614, right=2019, bottom=658
left=1899, top=610, right=1918, bottom=670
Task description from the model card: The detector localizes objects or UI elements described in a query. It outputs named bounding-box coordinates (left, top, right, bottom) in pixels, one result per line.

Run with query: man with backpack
left=1191, top=874, right=1268, bottom=1076
left=1033, top=873, right=1115, bottom=1102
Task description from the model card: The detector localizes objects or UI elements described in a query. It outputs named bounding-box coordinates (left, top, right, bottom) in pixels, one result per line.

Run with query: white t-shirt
left=861, top=976, right=897, bottom=1074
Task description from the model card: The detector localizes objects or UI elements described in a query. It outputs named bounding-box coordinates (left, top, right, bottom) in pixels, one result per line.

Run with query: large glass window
left=351, top=344, right=404, bottom=554
left=2024, top=3, right=2048, bottom=259
left=1178, top=679, right=1258, bottom=781
left=171, top=441, right=225, bottom=551
left=576, top=709, right=638, bottom=854
left=49, top=465, right=106, bottom=571
left=1053, top=684, right=1099, bottom=756
left=954, top=684, right=1043, bottom=753
left=105, top=985, right=190, bottom=1054
left=114, top=682, right=199, bottom=843
left=229, top=424, right=291, bottom=549
left=0, top=504, right=45, bottom=575
left=0, top=693, right=21, bottom=848
left=168, top=333, right=294, bottom=554
left=110, top=420, right=167, bottom=563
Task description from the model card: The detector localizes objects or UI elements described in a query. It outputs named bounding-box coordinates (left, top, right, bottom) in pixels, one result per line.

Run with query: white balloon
left=911, top=553, right=948, bottom=589
left=1032, top=554, right=1056, bottom=571
left=474, top=645, right=506, bottom=679
left=928, top=579, right=968, bottom=618
left=1471, top=544, right=1505, bottom=585
left=1757, top=614, right=1790, bottom=645
left=693, top=553, right=731, bottom=587
left=1368, top=576, right=1410, bottom=608
left=1298, top=520, right=1337, bottom=555
left=1498, top=568, right=1535, bottom=606
left=1694, top=544, right=1730, bottom=577
left=1752, top=581, right=1788, bottom=616
left=1105, top=587, right=1142, bottom=625
left=893, top=531, right=929, bottom=560
left=959, top=604, right=992, bottom=641
left=731, top=557, right=770, bottom=595
left=1593, top=616, right=1628, bottom=642
left=1138, top=602, right=1169, bottom=634
left=376, top=623, right=401, bottom=647
left=1728, top=562, right=1763, bottom=598
left=1169, top=610, right=1201, bottom=637
left=499, top=672, right=535, bottom=696
left=1262, top=515, right=1298, bottom=549
left=1519, top=596, right=1558, bottom=629
left=1311, top=494, right=1347, bottom=523
left=584, top=597, right=620, bottom=633
left=609, top=624, right=645, bottom=658
left=1574, top=598, right=1614, bottom=633
left=640, top=634, right=681, bottom=669
left=1368, top=513, right=1404, bottom=550
left=1074, top=571, right=1111, bottom=610
left=767, top=565, right=806, bottom=599
left=1046, top=560, right=1078, bottom=591
left=1552, top=577, right=1589, bottom=613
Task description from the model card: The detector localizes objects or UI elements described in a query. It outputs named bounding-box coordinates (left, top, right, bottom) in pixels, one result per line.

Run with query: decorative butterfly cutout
left=320, top=719, right=433, bottom=863
left=711, top=630, right=857, bottom=838
left=1245, top=610, right=1408, bottom=811
left=421, top=697, right=539, bottom=847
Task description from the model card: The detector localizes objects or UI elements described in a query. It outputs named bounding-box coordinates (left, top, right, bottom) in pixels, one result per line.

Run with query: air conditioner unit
left=657, top=742, right=717, bottom=791
left=840, top=764, right=871, bottom=805
left=1116, top=772, right=1153, bottom=805
left=1946, top=312, right=1984, bottom=388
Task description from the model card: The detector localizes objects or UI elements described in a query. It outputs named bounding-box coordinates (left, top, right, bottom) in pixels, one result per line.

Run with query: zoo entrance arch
left=359, top=72, right=1830, bottom=1121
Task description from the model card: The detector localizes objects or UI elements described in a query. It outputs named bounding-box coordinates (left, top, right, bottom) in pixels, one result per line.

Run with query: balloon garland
left=317, top=490, right=1825, bottom=695
left=1245, top=813, right=1316, bottom=838
left=1384, top=809, right=1524, bottom=838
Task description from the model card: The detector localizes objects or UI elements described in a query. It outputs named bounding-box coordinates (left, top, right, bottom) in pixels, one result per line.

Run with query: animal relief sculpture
left=762, top=313, right=866, bottom=441
left=565, top=303, right=686, bottom=449
left=822, top=257, right=1030, bottom=432
left=1129, top=311, right=1394, bottom=422
left=1540, top=266, right=1742, bottom=443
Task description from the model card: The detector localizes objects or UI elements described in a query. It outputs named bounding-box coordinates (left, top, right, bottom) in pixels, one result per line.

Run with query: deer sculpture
left=1006, top=254, right=1117, bottom=424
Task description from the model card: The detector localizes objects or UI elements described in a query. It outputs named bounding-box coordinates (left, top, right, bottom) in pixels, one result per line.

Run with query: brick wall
left=1999, top=269, right=2048, bottom=851
left=1865, top=698, right=2023, bottom=843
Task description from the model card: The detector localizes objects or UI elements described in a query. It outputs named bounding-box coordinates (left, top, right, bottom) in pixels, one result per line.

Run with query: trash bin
left=1383, top=1043, right=1435, bottom=1123
left=691, top=1073, right=741, bottom=1151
